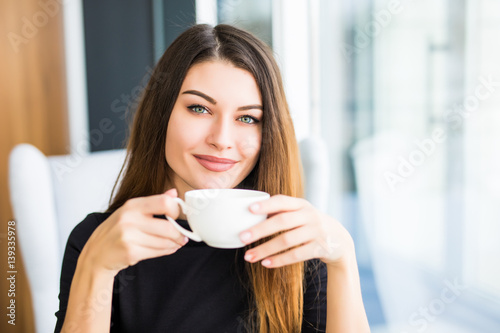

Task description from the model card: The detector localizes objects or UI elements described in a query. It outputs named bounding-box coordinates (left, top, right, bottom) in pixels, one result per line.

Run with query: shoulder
left=66, top=212, right=112, bottom=252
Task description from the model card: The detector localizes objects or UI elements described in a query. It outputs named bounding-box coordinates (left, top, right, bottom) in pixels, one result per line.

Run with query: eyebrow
left=182, top=90, right=263, bottom=111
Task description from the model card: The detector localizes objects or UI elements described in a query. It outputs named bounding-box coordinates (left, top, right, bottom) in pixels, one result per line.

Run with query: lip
left=194, top=154, right=238, bottom=172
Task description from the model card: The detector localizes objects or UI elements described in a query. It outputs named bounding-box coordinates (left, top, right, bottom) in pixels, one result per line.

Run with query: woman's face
left=165, top=61, right=263, bottom=196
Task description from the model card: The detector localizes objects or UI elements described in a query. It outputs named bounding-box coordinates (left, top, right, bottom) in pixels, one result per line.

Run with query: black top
left=55, top=213, right=327, bottom=332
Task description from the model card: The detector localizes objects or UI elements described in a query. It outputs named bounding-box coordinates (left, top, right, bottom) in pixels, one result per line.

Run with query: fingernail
left=261, top=259, right=271, bottom=267
left=182, top=236, right=189, bottom=244
left=240, top=231, right=252, bottom=243
left=249, top=203, right=260, bottom=212
left=244, top=253, right=254, bottom=262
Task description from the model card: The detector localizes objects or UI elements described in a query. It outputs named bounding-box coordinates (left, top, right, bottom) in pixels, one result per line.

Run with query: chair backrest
left=9, top=144, right=126, bottom=333
left=48, top=148, right=127, bottom=255
left=8, top=137, right=329, bottom=333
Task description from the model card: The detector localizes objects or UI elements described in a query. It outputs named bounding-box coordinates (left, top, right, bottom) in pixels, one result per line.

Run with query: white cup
left=166, top=189, right=270, bottom=248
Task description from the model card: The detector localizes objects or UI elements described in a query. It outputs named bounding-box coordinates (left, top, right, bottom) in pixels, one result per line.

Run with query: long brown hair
left=108, top=24, right=305, bottom=332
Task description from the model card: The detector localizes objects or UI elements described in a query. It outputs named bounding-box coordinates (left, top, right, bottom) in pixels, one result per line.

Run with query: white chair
left=8, top=138, right=329, bottom=333
left=8, top=144, right=126, bottom=333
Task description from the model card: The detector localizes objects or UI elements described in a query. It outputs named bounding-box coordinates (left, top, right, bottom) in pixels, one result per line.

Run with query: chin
left=197, top=171, right=245, bottom=189
left=189, top=177, right=236, bottom=190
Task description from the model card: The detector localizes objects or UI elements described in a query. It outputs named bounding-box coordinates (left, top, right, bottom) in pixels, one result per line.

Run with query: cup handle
left=165, top=198, right=202, bottom=242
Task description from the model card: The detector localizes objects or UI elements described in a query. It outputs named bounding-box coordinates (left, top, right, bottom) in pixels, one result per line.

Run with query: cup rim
left=184, top=188, right=270, bottom=199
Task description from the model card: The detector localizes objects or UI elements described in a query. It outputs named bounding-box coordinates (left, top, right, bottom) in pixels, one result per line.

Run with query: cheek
left=166, top=112, right=204, bottom=156
left=238, top=132, right=262, bottom=161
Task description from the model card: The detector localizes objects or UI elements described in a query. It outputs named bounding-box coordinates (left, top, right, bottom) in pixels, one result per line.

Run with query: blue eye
left=239, top=115, right=259, bottom=124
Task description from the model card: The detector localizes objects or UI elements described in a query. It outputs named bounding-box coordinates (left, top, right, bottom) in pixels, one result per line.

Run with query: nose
left=206, top=116, right=234, bottom=150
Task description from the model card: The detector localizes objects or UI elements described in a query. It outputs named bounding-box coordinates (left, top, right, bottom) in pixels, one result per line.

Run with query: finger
left=137, top=216, right=188, bottom=246
left=126, top=190, right=181, bottom=218
left=117, top=225, right=185, bottom=251
left=131, top=230, right=186, bottom=250
left=240, top=208, right=311, bottom=245
left=257, top=241, right=319, bottom=268
left=249, top=194, right=309, bottom=216
left=244, top=224, right=317, bottom=263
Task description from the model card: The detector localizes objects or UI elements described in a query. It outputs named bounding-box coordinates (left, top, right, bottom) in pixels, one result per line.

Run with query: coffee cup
left=166, top=189, right=270, bottom=248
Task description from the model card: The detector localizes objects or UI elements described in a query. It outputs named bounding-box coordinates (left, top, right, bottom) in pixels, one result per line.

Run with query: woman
left=55, top=24, right=369, bottom=332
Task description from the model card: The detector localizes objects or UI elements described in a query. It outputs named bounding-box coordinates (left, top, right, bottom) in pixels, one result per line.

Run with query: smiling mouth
left=194, top=155, right=237, bottom=172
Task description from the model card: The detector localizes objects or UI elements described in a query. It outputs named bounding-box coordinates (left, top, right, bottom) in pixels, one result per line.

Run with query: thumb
left=164, top=188, right=178, bottom=198
left=163, top=188, right=181, bottom=220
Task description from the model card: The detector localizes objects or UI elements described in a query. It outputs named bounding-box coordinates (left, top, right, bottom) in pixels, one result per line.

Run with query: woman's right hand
left=79, top=188, right=188, bottom=275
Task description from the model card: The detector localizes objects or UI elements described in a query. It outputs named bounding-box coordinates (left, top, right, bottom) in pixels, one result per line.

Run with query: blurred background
left=1, top=0, right=499, bottom=332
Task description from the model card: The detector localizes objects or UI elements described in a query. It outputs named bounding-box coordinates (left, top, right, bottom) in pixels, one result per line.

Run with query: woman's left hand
left=239, top=194, right=355, bottom=268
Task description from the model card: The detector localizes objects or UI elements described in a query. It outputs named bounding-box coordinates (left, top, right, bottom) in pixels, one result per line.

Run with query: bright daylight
left=1, top=0, right=499, bottom=332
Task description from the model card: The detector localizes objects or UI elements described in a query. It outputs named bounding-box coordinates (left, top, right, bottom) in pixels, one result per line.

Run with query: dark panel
left=83, top=0, right=197, bottom=152
left=83, top=0, right=154, bottom=151
left=162, top=0, right=196, bottom=50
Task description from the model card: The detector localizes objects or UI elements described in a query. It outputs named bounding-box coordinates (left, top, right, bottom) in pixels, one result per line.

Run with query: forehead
left=180, top=61, right=262, bottom=103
